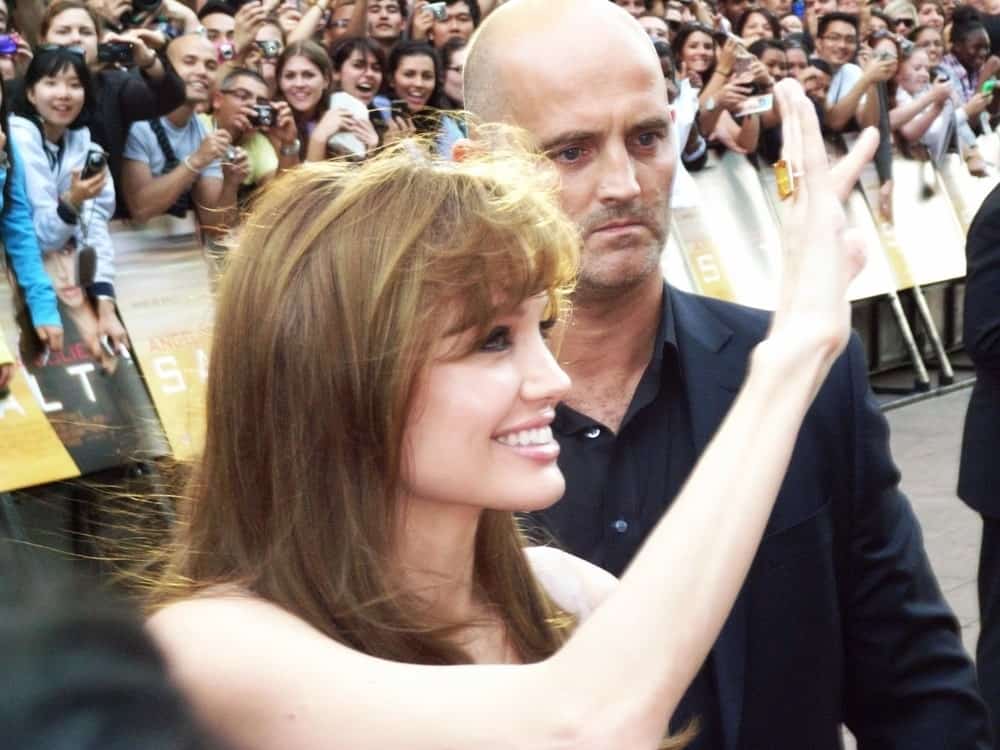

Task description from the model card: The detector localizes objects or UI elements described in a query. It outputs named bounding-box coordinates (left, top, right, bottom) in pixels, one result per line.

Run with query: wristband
left=715, top=67, right=732, bottom=78
left=182, top=156, right=200, bottom=174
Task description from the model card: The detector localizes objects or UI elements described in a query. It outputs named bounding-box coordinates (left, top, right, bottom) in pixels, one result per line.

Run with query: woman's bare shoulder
left=523, top=546, right=618, bottom=621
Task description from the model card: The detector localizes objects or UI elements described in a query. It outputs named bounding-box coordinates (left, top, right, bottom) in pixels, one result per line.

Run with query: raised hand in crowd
left=233, top=0, right=272, bottom=58
left=864, top=51, right=897, bottom=84
left=383, top=110, right=417, bottom=145
left=221, top=146, right=251, bottom=187
left=157, top=0, right=201, bottom=34
left=409, top=1, right=436, bottom=42
left=717, top=73, right=756, bottom=112
left=344, top=113, right=379, bottom=149
left=263, top=100, right=301, bottom=161
left=276, top=3, right=303, bottom=36
left=64, top=169, right=108, bottom=212
left=966, top=90, right=993, bottom=119
left=191, top=129, right=234, bottom=174
left=307, top=107, right=355, bottom=160
left=981, top=54, right=1000, bottom=83
left=102, top=28, right=165, bottom=74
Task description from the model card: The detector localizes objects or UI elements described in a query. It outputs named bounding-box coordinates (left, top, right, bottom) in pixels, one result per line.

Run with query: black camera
left=390, top=98, right=410, bottom=119
left=80, top=148, right=108, bottom=180
left=248, top=102, right=276, bottom=127
left=255, top=39, right=281, bottom=59
left=121, top=0, right=163, bottom=28
left=97, top=41, right=134, bottom=64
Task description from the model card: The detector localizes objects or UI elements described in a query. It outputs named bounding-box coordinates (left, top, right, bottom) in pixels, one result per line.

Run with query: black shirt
left=526, top=286, right=722, bottom=748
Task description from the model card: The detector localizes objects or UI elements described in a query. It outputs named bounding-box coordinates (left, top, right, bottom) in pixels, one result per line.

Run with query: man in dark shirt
left=465, top=0, right=991, bottom=747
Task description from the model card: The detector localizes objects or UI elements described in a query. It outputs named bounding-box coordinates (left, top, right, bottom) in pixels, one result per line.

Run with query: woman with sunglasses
left=31, top=1, right=186, bottom=218
left=9, top=45, right=124, bottom=361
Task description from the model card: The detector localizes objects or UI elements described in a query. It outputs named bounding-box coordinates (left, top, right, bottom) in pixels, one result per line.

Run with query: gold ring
left=773, top=159, right=799, bottom=201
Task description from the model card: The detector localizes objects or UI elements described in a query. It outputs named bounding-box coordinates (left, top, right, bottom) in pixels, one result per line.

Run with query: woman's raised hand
left=768, top=79, right=876, bottom=380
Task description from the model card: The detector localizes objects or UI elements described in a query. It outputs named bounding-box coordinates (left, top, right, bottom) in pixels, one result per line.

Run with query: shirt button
left=612, top=519, right=628, bottom=534
left=584, top=427, right=601, bottom=439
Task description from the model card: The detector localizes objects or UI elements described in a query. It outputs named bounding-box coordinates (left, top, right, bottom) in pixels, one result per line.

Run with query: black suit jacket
left=959, top=183, right=1000, bottom=519
left=629, top=289, right=990, bottom=748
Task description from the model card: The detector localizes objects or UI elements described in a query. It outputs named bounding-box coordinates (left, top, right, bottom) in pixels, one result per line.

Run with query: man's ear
left=451, top=137, right=477, bottom=161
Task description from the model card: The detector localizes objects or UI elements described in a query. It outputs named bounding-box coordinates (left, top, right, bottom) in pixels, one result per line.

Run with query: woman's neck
left=393, top=498, right=483, bottom=624
left=41, top=120, right=67, bottom=144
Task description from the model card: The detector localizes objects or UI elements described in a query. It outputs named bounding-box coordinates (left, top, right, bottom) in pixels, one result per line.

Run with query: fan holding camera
left=198, top=67, right=300, bottom=196
left=25, top=1, right=188, bottom=219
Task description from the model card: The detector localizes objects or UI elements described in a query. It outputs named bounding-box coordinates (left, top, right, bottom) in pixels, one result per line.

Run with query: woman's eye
left=480, top=326, right=512, bottom=352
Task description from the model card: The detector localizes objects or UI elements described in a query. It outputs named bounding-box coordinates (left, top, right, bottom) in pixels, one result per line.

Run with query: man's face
left=368, top=0, right=404, bottom=42
left=817, top=19, right=858, bottom=66
left=213, top=74, right=270, bottom=137
left=431, top=2, right=476, bottom=49
left=640, top=15, right=670, bottom=41
left=615, top=0, right=647, bottom=17
left=202, top=11, right=235, bottom=43
left=721, top=0, right=751, bottom=23
left=499, top=19, right=675, bottom=298
left=167, top=35, right=219, bottom=105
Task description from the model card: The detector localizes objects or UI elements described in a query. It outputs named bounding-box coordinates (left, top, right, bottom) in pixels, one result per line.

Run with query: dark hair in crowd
left=734, top=7, right=781, bottom=40
left=15, top=45, right=95, bottom=130
left=444, top=0, right=481, bottom=26
left=748, top=38, right=785, bottom=59
left=198, top=0, right=235, bottom=20
left=40, top=0, right=102, bottom=40
left=951, top=5, right=987, bottom=44
left=808, top=56, right=834, bottom=76
left=671, top=23, right=719, bottom=78
left=387, top=40, right=443, bottom=109
left=219, top=66, right=268, bottom=92
left=330, top=35, right=386, bottom=75
left=817, top=11, right=859, bottom=38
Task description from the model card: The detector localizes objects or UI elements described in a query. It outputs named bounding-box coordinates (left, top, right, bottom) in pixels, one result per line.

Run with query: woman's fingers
left=829, top=127, right=879, bottom=202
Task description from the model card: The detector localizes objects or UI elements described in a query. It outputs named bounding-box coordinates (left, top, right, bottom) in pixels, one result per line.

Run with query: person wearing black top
left=960, top=183, right=1000, bottom=740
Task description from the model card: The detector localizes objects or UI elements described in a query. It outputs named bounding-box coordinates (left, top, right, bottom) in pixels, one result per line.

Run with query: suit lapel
left=671, top=288, right=750, bottom=750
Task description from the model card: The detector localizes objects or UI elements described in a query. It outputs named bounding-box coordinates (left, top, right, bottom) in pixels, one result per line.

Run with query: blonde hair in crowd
left=145, top=134, right=694, bottom=748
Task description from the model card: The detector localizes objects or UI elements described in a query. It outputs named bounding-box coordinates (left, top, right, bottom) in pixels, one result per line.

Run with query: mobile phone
left=97, top=41, right=134, bottom=64
left=256, top=39, right=282, bottom=58
left=425, top=1, right=447, bottom=20
left=390, top=98, right=410, bottom=118
left=80, top=148, right=108, bottom=180
left=121, top=0, right=163, bottom=28
left=983, top=78, right=997, bottom=96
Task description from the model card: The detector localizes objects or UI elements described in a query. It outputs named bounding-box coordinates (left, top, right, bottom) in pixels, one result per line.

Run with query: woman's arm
left=891, top=84, right=950, bottom=140
left=149, top=81, right=874, bottom=750
left=2, top=142, right=60, bottom=330
left=286, top=0, right=331, bottom=45
left=8, top=117, right=79, bottom=253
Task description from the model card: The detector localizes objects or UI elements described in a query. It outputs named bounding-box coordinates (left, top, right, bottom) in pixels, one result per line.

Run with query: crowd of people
left=1, top=0, right=1000, bottom=749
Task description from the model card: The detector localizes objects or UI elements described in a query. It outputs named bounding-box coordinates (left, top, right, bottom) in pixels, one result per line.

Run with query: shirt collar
left=554, top=283, right=681, bottom=435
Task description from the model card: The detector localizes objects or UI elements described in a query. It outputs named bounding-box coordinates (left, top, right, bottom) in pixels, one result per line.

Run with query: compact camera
left=80, top=148, right=108, bottom=180
left=425, top=1, right=448, bottom=20
left=121, top=0, right=163, bottom=29
left=248, top=102, right=277, bottom=127
left=225, top=146, right=238, bottom=161
left=217, top=41, right=236, bottom=61
left=256, top=39, right=281, bottom=58
left=97, top=41, right=134, bottom=64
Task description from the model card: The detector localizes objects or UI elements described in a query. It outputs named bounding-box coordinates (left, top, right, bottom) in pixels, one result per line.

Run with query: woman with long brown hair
left=146, top=82, right=868, bottom=750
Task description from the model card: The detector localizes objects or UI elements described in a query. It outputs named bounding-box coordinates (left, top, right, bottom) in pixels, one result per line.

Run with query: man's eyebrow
left=539, top=130, right=598, bottom=153
left=629, top=116, right=671, bottom=133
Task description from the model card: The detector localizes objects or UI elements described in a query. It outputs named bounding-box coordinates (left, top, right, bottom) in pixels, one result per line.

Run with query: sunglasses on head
left=36, top=43, right=86, bottom=60
left=894, top=17, right=915, bottom=28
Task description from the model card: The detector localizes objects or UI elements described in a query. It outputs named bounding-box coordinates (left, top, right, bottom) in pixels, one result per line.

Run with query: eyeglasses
left=36, top=43, right=86, bottom=60
left=220, top=87, right=259, bottom=102
left=447, top=64, right=463, bottom=74
left=329, top=18, right=351, bottom=28
left=894, top=17, right=916, bottom=28
left=821, top=32, right=857, bottom=45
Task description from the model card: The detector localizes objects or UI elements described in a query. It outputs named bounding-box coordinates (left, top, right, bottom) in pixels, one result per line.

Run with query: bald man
left=465, top=1, right=991, bottom=747
left=121, top=34, right=247, bottom=234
